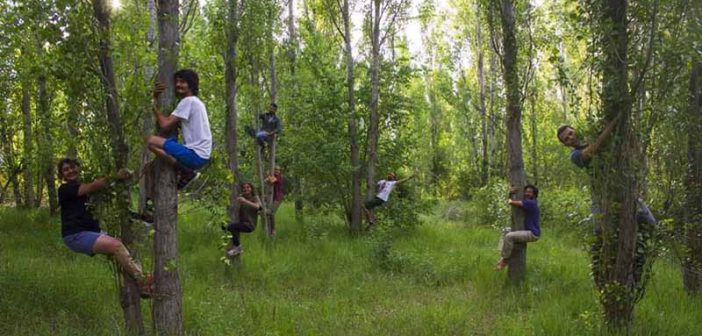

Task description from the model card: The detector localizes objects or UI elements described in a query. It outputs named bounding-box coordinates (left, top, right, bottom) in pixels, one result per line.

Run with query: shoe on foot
left=177, top=170, right=200, bottom=190
left=495, top=258, right=508, bottom=271
left=137, top=274, right=155, bottom=299
left=226, top=246, right=243, bottom=257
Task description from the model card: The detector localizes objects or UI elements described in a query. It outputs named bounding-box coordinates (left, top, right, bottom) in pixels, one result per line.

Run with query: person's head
left=269, top=103, right=278, bottom=113
left=57, top=158, right=81, bottom=182
left=387, top=172, right=397, bottom=181
left=557, top=125, right=579, bottom=147
left=241, top=182, right=255, bottom=196
left=524, top=184, right=539, bottom=200
left=173, top=69, right=199, bottom=98
left=274, top=165, right=281, bottom=175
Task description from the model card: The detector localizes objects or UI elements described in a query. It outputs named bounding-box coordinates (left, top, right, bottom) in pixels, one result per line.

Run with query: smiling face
left=174, top=77, right=192, bottom=98
left=241, top=183, right=253, bottom=196
left=557, top=126, right=579, bottom=147
left=523, top=187, right=535, bottom=200
left=60, top=162, right=80, bottom=182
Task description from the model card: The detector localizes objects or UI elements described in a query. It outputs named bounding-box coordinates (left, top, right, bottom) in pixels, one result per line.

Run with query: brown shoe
left=495, top=258, right=508, bottom=271
left=137, top=274, right=155, bottom=299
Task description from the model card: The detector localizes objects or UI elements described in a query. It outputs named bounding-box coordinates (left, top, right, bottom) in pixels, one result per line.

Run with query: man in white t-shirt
left=146, top=69, right=212, bottom=188
left=363, top=172, right=413, bottom=228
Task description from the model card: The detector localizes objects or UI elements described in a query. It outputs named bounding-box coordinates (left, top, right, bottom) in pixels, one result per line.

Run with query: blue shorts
left=63, top=231, right=105, bottom=256
left=163, top=138, right=209, bottom=170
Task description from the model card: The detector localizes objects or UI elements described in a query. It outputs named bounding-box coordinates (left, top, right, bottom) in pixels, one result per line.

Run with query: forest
left=0, top=0, right=701, bottom=335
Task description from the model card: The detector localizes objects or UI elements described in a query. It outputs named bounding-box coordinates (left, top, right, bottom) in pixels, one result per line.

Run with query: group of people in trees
left=58, top=67, right=659, bottom=298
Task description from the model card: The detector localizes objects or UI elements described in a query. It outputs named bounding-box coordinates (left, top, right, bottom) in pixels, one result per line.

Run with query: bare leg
left=92, top=235, right=145, bottom=280
left=145, top=135, right=177, bottom=166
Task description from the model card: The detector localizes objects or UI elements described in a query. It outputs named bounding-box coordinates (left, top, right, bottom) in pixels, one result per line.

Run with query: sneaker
left=226, top=246, right=243, bottom=257
left=495, top=258, right=508, bottom=271
left=137, top=274, right=155, bottom=299
left=177, top=170, right=200, bottom=190
left=129, top=211, right=154, bottom=225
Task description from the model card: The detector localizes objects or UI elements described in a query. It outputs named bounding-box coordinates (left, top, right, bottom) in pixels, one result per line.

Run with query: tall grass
left=0, top=205, right=700, bottom=335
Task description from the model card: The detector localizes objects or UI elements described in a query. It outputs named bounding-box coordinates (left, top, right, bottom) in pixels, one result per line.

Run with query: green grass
left=1, top=205, right=701, bottom=335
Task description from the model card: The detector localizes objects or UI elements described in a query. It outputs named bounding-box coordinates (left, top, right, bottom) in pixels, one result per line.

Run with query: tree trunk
left=0, top=110, right=22, bottom=207
left=593, top=0, right=642, bottom=330
left=499, top=0, right=527, bottom=282
left=225, top=0, right=242, bottom=221
left=92, top=1, right=145, bottom=333
left=366, top=0, right=382, bottom=201
left=683, top=61, right=702, bottom=293
left=476, top=1, right=488, bottom=186
left=341, top=0, right=362, bottom=233
left=21, top=81, right=34, bottom=207
left=153, top=0, right=183, bottom=334
left=139, top=0, right=158, bottom=216
left=287, top=0, right=297, bottom=75
left=530, top=83, right=538, bottom=185
left=37, top=74, right=57, bottom=215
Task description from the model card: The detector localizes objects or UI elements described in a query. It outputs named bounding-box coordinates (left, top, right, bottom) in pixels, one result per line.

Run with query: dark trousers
left=226, top=222, right=255, bottom=246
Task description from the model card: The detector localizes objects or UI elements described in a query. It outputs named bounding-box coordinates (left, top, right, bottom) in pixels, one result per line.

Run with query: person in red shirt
left=265, top=166, right=284, bottom=235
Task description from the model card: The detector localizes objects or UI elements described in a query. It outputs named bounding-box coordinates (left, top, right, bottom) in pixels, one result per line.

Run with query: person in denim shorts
left=57, top=158, right=153, bottom=298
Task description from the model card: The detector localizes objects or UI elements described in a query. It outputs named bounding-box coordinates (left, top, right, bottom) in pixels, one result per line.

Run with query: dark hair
left=240, top=182, right=256, bottom=196
left=270, top=103, right=277, bottom=108
left=524, top=184, right=539, bottom=198
left=174, top=69, right=199, bottom=96
left=556, top=125, right=573, bottom=143
left=57, top=158, right=80, bottom=178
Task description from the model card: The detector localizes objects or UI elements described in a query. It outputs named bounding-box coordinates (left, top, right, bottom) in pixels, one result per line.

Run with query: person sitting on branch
left=495, top=185, right=541, bottom=271
left=223, top=182, right=262, bottom=257
left=363, top=172, right=413, bottom=229
left=246, top=103, right=282, bottom=147
left=146, top=69, right=212, bottom=189
left=57, top=158, right=154, bottom=298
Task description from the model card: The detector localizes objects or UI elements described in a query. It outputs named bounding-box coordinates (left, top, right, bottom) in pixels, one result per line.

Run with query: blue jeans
left=255, top=131, right=270, bottom=146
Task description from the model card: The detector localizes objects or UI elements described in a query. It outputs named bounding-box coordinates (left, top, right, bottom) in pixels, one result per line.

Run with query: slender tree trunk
left=488, top=52, right=499, bottom=174
left=139, top=0, right=158, bottom=215
left=37, top=74, right=57, bottom=215
left=500, top=0, right=527, bottom=282
left=287, top=0, right=297, bottom=75
left=0, top=110, right=21, bottom=207
left=683, top=61, right=702, bottom=292
left=341, top=0, right=362, bottom=233
left=593, top=0, right=642, bottom=329
left=21, top=81, right=34, bottom=207
left=476, top=1, right=488, bottom=186
left=269, top=4, right=278, bottom=105
left=530, top=84, right=538, bottom=185
left=366, top=0, right=382, bottom=201
left=65, top=94, right=80, bottom=158
left=225, top=0, right=242, bottom=221
left=92, top=1, right=144, bottom=333
left=153, top=0, right=183, bottom=334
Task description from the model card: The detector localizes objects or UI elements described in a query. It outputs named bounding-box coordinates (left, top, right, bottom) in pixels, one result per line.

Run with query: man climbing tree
left=56, top=158, right=154, bottom=299
left=246, top=103, right=282, bottom=147
left=146, top=69, right=212, bottom=189
left=496, top=185, right=541, bottom=271
left=363, top=172, right=413, bottom=229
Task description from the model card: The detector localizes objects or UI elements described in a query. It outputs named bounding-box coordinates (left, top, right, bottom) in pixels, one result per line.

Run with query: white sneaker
left=226, top=246, right=243, bottom=257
